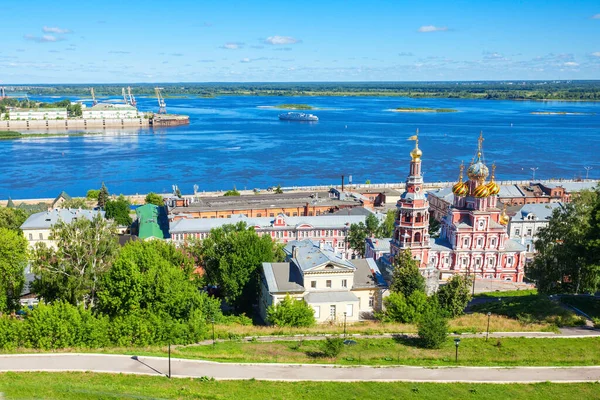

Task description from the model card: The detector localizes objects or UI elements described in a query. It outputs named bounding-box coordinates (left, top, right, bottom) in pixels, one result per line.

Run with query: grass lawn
left=475, top=289, right=538, bottom=298
left=560, top=296, right=600, bottom=319
left=470, top=295, right=585, bottom=327
left=1, top=372, right=599, bottom=400
left=113, top=337, right=600, bottom=367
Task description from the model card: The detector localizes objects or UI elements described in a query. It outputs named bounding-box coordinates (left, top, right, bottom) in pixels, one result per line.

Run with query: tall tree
left=195, top=222, right=284, bottom=312
left=31, top=215, right=119, bottom=308
left=0, top=207, right=28, bottom=232
left=105, top=196, right=132, bottom=226
left=390, top=249, right=425, bottom=298
left=97, top=182, right=109, bottom=209
left=436, top=274, right=472, bottom=317
left=0, top=227, right=28, bottom=313
left=97, top=240, right=219, bottom=319
left=347, top=222, right=368, bottom=256
left=379, top=210, right=396, bottom=237
left=145, top=192, right=164, bottom=207
left=528, top=189, right=599, bottom=294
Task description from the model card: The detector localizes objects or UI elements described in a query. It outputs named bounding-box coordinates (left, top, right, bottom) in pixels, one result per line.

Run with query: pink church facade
left=387, top=133, right=526, bottom=283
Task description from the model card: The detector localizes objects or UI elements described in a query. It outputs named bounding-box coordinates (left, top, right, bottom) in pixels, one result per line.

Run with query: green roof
left=136, top=204, right=164, bottom=240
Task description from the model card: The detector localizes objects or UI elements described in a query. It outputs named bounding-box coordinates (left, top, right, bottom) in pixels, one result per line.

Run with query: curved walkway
left=1, top=354, right=599, bottom=383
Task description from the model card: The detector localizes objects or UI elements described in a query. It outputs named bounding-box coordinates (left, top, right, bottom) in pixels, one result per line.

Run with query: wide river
left=1, top=95, right=599, bottom=199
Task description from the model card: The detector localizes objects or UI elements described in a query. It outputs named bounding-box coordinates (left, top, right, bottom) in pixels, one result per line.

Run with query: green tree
left=274, top=184, right=284, bottom=194
left=382, top=290, right=430, bottom=323
left=528, top=189, right=599, bottom=294
left=86, top=190, right=100, bottom=200
left=0, top=207, right=28, bottom=232
left=417, top=305, right=448, bottom=349
left=379, top=210, right=396, bottom=238
left=390, top=250, right=425, bottom=298
left=365, top=213, right=380, bottom=236
left=97, top=240, right=220, bottom=320
left=223, top=187, right=240, bottom=196
left=266, top=294, right=315, bottom=327
left=195, top=222, right=284, bottom=312
left=429, top=217, right=441, bottom=238
left=61, top=198, right=90, bottom=210
left=347, top=222, right=367, bottom=256
left=97, top=182, right=109, bottom=208
left=31, top=215, right=119, bottom=308
left=0, top=228, right=28, bottom=313
left=145, top=192, right=164, bottom=207
left=105, top=196, right=132, bottom=226
left=436, top=274, right=472, bottom=317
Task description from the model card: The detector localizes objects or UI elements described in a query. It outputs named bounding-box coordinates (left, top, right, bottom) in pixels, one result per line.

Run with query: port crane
left=0, top=87, right=6, bottom=99
left=155, top=87, right=167, bottom=114
left=122, top=88, right=129, bottom=105
left=127, top=87, right=137, bottom=107
left=90, top=88, right=98, bottom=106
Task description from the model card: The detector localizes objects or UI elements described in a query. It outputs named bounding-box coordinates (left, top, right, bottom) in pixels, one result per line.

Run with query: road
left=1, top=354, right=599, bottom=383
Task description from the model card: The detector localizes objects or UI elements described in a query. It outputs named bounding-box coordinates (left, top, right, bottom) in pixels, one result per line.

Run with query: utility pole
left=584, top=167, right=592, bottom=180
left=530, top=167, right=539, bottom=181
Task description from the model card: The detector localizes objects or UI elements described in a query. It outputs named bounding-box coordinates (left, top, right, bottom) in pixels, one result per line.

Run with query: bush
left=86, top=190, right=100, bottom=200
left=417, top=306, right=448, bottom=349
left=321, top=337, right=344, bottom=357
left=267, top=295, right=315, bottom=327
left=383, top=291, right=431, bottom=323
left=436, top=275, right=472, bottom=317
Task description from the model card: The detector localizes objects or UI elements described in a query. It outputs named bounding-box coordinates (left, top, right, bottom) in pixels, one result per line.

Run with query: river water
left=1, top=95, right=599, bottom=199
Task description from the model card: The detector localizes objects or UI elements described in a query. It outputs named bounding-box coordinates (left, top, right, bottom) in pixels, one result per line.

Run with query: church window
left=463, top=238, right=469, bottom=247
left=507, top=256, right=513, bottom=266
left=515, top=229, right=521, bottom=236
left=342, top=279, right=347, bottom=288
left=462, top=258, right=467, bottom=265
left=414, top=232, right=421, bottom=242
left=475, top=258, right=481, bottom=266
left=477, top=238, right=482, bottom=247
left=489, top=258, right=495, bottom=266
left=491, top=238, right=496, bottom=247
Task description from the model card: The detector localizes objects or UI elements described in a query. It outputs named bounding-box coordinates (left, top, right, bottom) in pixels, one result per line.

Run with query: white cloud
left=24, top=34, right=62, bottom=43
left=418, top=25, right=448, bottom=33
left=592, top=14, right=600, bottom=19
left=42, top=26, right=71, bottom=34
left=240, top=58, right=251, bottom=63
left=220, top=42, right=244, bottom=49
left=563, top=62, right=579, bottom=67
left=592, top=52, right=600, bottom=57
left=264, top=36, right=300, bottom=45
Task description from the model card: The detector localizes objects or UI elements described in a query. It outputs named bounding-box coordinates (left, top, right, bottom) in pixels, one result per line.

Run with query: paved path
left=1, top=354, right=599, bottom=383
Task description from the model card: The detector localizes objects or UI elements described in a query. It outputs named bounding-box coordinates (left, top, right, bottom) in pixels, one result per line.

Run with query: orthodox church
left=385, top=132, right=526, bottom=283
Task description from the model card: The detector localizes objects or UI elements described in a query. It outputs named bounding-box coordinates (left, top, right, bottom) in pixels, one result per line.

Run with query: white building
left=7, top=108, right=67, bottom=120
left=82, top=103, right=140, bottom=119
left=260, top=239, right=388, bottom=324
left=508, top=203, right=563, bottom=254
left=170, top=213, right=372, bottom=259
left=20, top=209, right=105, bottom=249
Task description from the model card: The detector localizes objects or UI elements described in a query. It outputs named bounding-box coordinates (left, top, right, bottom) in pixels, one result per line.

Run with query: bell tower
left=389, top=130, right=431, bottom=267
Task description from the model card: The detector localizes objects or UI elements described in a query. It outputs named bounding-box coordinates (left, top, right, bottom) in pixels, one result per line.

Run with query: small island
left=392, top=107, right=457, bottom=113
left=531, top=111, right=592, bottom=115
left=274, top=104, right=314, bottom=110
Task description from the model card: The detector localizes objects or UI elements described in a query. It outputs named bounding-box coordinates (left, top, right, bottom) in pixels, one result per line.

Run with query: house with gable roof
left=260, top=239, right=388, bottom=323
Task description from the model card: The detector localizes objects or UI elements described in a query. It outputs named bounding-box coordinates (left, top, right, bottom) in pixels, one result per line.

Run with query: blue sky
left=1, top=0, right=599, bottom=83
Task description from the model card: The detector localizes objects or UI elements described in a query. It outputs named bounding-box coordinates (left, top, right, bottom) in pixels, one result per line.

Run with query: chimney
left=319, top=241, right=324, bottom=250
left=292, top=245, right=298, bottom=259
left=341, top=175, right=345, bottom=192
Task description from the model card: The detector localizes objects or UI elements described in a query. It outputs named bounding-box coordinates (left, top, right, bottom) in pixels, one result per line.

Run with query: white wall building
left=508, top=203, right=563, bottom=254
left=170, top=213, right=371, bottom=259
left=260, top=240, right=388, bottom=324
left=20, top=209, right=105, bottom=249
left=82, top=103, right=140, bottom=119
left=7, top=108, right=68, bottom=120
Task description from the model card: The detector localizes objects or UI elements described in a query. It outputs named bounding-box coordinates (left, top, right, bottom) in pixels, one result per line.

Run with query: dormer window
left=325, top=264, right=334, bottom=269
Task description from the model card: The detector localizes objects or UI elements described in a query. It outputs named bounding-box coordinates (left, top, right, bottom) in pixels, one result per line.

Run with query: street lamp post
left=584, top=167, right=593, bottom=180
left=454, top=338, right=461, bottom=363
left=530, top=167, right=539, bottom=181
left=168, top=339, right=171, bottom=379
left=343, top=312, right=347, bottom=338
left=486, top=312, right=491, bottom=341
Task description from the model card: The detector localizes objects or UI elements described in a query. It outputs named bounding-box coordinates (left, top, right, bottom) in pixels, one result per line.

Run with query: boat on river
left=278, top=112, right=318, bottom=122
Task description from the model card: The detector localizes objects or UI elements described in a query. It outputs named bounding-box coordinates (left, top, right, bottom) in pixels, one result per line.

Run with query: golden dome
left=486, top=163, right=500, bottom=195
left=474, top=184, right=490, bottom=198
left=410, top=146, right=423, bottom=161
left=452, top=161, right=468, bottom=197
left=499, top=203, right=509, bottom=225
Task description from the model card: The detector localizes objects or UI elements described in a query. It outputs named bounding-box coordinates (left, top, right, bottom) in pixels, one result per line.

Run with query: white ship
left=278, top=112, right=318, bottom=121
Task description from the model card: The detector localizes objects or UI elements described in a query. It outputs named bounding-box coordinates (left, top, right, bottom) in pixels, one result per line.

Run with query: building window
left=526, top=229, right=532, bottom=236
left=515, top=229, right=521, bottom=236
left=507, top=256, right=513, bottom=266
left=311, top=281, right=317, bottom=288
left=341, top=279, right=347, bottom=288
left=313, top=305, right=320, bottom=318
left=368, top=296, right=374, bottom=307
left=463, top=238, right=468, bottom=246
left=257, top=213, right=262, bottom=217
left=477, top=238, right=482, bottom=247
left=329, top=305, right=336, bottom=319
left=29, top=233, right=33, bottom=240
left=489, top=258, right=495, bottom=266
left=293, top=212, right=298, bottom=216
left=345, top=304, right=353, bottom=317
left=270, top=213, right=274, bottom=217
left=39, top=233, right=43, bottom=240
left=326, top=280, right=332, bottom=288
left=491, top=238, right=496, bottom=247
